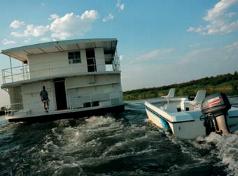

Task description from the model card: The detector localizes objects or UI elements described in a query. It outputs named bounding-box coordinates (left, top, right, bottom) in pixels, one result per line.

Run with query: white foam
left=37, top=115, right=166, bottom=173
left=194, top=132, right=238, bottom=176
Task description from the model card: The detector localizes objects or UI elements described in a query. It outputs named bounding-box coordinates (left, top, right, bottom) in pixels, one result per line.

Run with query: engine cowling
left=201, top=93, right=231, bottom=135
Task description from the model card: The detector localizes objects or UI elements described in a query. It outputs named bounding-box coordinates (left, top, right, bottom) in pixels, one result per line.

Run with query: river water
left=0, top=99, right=238, bottom=176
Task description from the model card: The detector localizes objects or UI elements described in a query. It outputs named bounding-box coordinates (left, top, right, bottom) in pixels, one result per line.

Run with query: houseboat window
left=86, top=49, right=97, bottom=72
left=92, top=101, right=99, bottom=107
left=68, top=52, right=81, bottom=64
left=83, top=102, right=91, bottom=108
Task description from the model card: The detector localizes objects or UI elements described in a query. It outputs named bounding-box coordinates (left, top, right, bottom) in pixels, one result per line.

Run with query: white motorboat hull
left=145, top=101, right=238, bottom=139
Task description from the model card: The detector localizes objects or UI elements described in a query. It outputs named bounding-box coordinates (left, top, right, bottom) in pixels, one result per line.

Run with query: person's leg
left=42, top=101, right=45, bottom=110
left=46, top=100, right=49, bottom=111
left=43, top=101, right=47, bottom=111
left=43, top=101, right=46, bottom=111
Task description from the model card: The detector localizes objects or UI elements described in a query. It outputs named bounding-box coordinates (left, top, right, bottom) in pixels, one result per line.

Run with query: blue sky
left=0, top=0, right=238, bottom=106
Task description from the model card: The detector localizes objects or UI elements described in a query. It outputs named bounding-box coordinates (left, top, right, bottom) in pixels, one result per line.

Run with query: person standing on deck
left=40, top=86, right=49, bottom=112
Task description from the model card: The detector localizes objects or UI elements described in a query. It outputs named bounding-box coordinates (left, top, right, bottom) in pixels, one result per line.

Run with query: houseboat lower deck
left=5, top=104, right=124, bottom=122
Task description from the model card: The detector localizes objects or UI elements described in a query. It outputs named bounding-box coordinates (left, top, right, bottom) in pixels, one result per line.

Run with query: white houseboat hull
left=5, top=104, right=124, bottom=122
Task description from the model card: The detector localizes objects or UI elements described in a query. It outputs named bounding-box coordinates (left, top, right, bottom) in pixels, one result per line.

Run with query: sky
left=0, top=0, right=238, bottom=106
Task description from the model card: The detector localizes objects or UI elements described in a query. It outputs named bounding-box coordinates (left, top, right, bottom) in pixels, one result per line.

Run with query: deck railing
left=1, top=61, right=120, bottom=84
left=2, top=65, right=30, bottom=84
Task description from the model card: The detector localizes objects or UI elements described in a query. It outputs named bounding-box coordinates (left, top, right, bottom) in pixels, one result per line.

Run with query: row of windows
left=68, top=49, right=96, bottom=64
left=68, top=49, right=113, bottom=65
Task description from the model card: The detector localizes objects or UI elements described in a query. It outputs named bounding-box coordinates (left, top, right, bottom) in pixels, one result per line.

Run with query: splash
left=192, top=132, right=238, bottom=176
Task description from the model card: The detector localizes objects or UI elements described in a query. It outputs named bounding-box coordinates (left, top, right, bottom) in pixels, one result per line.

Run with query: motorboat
left=145, top=90, right=238, bottom=139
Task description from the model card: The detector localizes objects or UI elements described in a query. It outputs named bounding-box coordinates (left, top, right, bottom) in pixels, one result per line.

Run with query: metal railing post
left=9, top=57, right=13, bottom=82
left=22, top=63, right=25, bottom=80
left=2, top=69, right=5, bottom=84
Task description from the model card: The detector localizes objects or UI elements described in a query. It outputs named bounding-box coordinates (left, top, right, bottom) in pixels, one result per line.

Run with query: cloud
left=225, top=41, right=238, bottom=50
left=116, top=0, right=125, bottom=11
left=121, top=41, right=238, bottom=90
left=1, top=39, right=16, bottom=45
left=23, top=38, right=32, bottom=43
left=9, top=10, right=98, bottom=40
left=11, top=24, right=49, bottom=37
left=80, top=10, right=98, bottom=20
left=50, top=11, right=98, bottom=40
left=129, top=48, right=175, bottom=64
left=203, top=0, right=237, bottom=21
left=10, top=20, right=25, bottom=29
left=48, top=14, right=59, bottom=21
left=187, top=0, right=238, bottom=35
left=40, top=37, right=51, bottom=42
left=226, top=12, right=236, bottom=18
left=102, top=13, right=114, bottom=22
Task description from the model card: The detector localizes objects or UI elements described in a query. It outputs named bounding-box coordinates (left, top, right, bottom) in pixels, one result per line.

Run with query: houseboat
left=1, top=38, right=124, bottom=122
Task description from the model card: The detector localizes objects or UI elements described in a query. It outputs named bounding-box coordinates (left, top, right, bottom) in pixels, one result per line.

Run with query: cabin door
left=86, top=48, right=97, bottom=72
left=54, top=79, right=67, bottom=110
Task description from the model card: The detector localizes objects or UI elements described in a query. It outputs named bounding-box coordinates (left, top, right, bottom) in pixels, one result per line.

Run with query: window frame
left=68, top=51, right=81, bottom=64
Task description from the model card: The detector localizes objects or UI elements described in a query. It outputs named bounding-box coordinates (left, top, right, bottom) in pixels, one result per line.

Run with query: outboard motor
left=201, top=93, right=231, bottom=135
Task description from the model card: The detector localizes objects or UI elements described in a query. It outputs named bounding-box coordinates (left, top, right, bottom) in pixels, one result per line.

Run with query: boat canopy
left=1, top=38, right=117, bottom=63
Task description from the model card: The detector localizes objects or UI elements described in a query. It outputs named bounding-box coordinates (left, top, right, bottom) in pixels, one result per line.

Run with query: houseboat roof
left=1, top=38, right=117, bottom=62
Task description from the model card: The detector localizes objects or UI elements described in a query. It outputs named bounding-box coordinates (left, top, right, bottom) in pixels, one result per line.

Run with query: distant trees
left=124, top=71, right=238, bottom=100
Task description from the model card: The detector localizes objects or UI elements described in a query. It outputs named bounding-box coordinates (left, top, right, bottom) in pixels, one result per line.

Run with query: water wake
left=190, top=132, right=238, bottom=176
left=0, top=100, right=236, bottom=175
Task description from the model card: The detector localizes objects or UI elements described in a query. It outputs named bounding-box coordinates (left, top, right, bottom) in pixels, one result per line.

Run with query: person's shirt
left=40, top=90, right=49, bottom=101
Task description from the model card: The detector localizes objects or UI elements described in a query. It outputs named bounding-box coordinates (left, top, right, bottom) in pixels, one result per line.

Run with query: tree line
left=123, top=71, right=238, bottom=100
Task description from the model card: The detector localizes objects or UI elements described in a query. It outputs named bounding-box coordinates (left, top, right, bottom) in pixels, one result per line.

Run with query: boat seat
left=180, top=90, right=206, bottom=111
left=162, top=88, right=175, bottom=99
left=190, top=90, right=206, bottom=104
